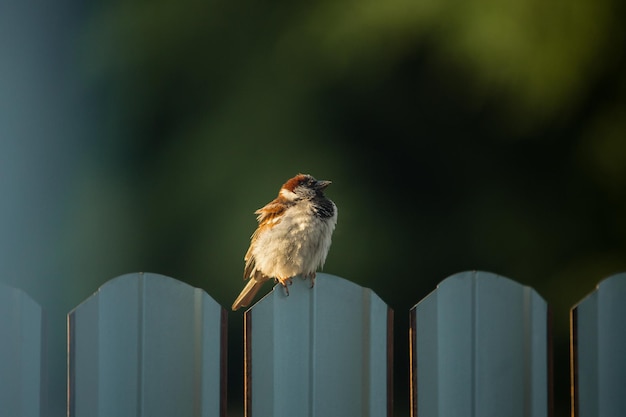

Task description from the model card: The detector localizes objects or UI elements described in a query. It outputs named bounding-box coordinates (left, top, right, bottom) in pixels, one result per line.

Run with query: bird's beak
left=316, top=180, right=332, bottom=190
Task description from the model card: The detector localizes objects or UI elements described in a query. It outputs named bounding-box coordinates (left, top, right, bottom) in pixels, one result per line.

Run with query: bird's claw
left=300, top=273, right=316, bottom=288
left=278, top=277, right=293, bottom=296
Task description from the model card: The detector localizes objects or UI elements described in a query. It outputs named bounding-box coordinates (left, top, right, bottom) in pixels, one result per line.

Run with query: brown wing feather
left=254, top=199, right=288, bottom=225
left=242, top=198, right=289, bottom=280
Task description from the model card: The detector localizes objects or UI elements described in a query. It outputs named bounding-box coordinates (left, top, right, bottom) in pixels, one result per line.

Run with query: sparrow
left=231, top=174, right=338, bottom=311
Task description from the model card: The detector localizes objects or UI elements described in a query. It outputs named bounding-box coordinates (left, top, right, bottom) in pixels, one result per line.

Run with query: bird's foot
left=301, top=272, right=316, bottom=288
left=277, top=277, right=293, bottom=296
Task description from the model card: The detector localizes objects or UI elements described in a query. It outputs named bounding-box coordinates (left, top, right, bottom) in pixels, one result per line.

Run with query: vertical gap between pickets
left=409, top=309, right=416, bottom=417
left=309, top=277, right=317, bottom=417
left=137, top=273, right=144, bottom=417
left=387, top=307, right=394, bottom=417
left=547, top=306, right=554, bottom=417
left=471, top=272, right=477, bottom=417
left=220, top=308, right=229, bottom=417
left=244, top=311, right=252, bottom=417
left=570, top=308, right=578, bottom=417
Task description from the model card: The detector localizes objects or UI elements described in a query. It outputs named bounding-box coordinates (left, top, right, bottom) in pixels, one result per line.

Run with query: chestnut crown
left=281, top=174, right=332, bottom=200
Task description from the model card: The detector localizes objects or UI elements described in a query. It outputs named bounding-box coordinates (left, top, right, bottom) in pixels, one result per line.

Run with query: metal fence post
left=410, top=271, right=551, bottom=417
left=244, top=273, right=393, bottom=417
left=67, top=272, right=227, bottom=417
left=571, top=273, right=626, bottom=417
left=0, top=283, right=46, bottom=417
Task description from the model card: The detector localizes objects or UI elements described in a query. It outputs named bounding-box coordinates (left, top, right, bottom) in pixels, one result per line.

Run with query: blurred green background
left=1, top=0, right=625, bottom=415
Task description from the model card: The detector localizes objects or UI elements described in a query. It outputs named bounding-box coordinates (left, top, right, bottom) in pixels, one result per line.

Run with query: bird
left=231, top=173, right=338, bottom=311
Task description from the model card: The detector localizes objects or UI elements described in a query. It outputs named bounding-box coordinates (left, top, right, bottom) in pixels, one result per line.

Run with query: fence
left=0, top=271, right=625, bottom=417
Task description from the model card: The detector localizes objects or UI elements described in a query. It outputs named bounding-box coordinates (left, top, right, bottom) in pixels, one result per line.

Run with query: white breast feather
left=251, top=201, right=337, bottom=280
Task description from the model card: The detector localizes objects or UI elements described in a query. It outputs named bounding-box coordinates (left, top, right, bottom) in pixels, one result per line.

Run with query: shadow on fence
left=1, top=270, right=625, bottom=417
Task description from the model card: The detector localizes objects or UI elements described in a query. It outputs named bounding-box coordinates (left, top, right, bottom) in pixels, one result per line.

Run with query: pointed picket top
left=244, top=273, right=393, bottom=417
left=0, top=283, right=45, bottom=417
left=571, top=272, right=626, bottom=417
left=410, top=271, right=551, bottom=417
left=68, top=272, right=227, bottom=417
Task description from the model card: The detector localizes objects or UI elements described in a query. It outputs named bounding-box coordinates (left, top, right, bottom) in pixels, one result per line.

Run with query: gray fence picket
left=571, top=272, right=626, bottom=417
left=410, top=271, right=551, bottom=417
left=0, top=283, right=45, bottom=417
left=67, top=272, right=227, bottom=417
left=244, top=273, right=393, bottom=417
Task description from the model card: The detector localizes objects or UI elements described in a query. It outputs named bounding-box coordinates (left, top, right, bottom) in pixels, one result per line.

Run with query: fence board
left=410, top=271, right=551, bottom=417
left=244, top=273, right=393, bottom=417
left=67, top=272, right=227, bottom=417
left=0, top=283, right=45, bottom=417
left=571, top=272, right=626, bottom=417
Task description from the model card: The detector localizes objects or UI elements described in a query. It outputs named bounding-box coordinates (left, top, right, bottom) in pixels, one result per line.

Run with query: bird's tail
left=232, top=277, right=266, bottom=311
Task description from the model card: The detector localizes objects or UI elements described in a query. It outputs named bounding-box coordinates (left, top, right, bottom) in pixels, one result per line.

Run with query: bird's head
left=279, top=174, right=332, bottom=201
